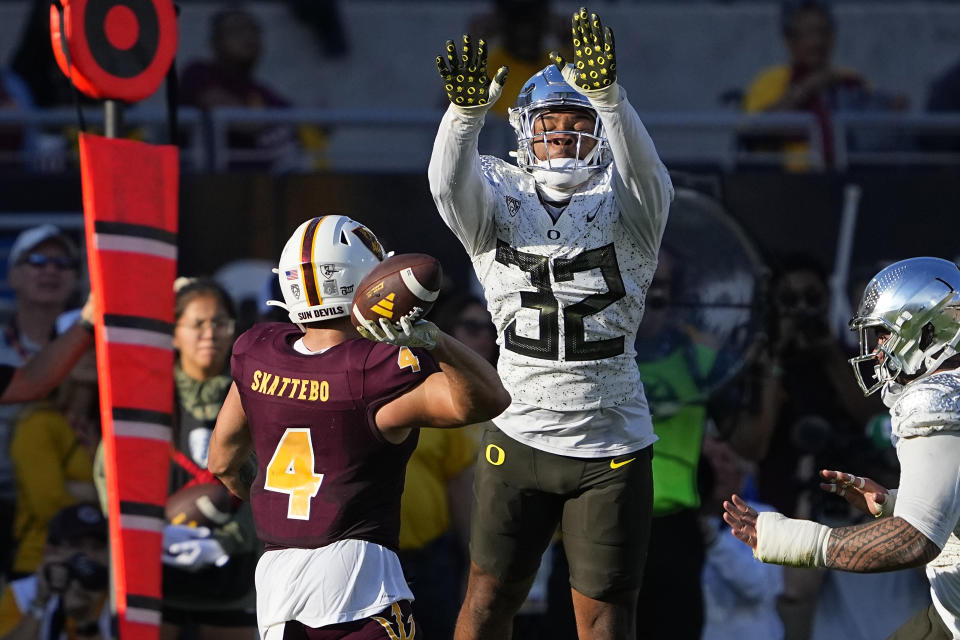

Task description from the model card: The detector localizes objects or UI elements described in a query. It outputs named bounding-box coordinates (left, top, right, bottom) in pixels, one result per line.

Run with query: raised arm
left=549, top=7, right=674, bottom=255
left=357, top=316, right=511, bottom=436
left=428, top=34, right=508, bottom=256
left=0, top=298, right=95, bottom=404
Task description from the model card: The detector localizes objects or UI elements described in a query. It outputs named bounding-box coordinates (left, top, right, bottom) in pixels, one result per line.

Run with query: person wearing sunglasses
left=0, top=224, right=87, bottom=582
left=752, top=253, right=884, bottom=636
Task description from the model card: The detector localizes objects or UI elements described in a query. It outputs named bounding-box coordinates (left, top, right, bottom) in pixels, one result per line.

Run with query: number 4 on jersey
left=397, top=346, right=421, bottom=372
left=264, top=428, right=324, bottom=520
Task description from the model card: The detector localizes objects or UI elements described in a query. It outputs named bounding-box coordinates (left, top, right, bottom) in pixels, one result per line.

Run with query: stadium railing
left=1, top=107, right=960, bottom=172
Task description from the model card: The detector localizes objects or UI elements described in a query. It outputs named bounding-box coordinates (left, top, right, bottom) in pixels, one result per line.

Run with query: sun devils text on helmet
left=269, top=216, right=385, bottom=327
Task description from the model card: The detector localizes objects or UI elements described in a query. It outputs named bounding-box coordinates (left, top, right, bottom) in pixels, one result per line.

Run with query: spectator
left=162, top=278, right=259, bottom=640
left=700, top=435, right=784, bottom=640
left=0, top=503, right=110, bottom=639
left=180, top=8, right=318, bottom=171
left=9, top=344, right=98, bottom=579
left=753, top=254, right=880, bottom=637
left=742, top=0, right=904, bottom=169
left=434, top=294, right=498, bottom=366
left=755, top=254, right=878, bottom=518
left=0, top=224, right=82, bottom=579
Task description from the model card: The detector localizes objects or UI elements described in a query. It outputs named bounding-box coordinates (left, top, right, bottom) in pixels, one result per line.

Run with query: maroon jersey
left=231, top=323, right=439, bottom=551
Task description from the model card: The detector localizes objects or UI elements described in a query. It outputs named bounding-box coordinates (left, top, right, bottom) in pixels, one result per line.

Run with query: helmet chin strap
left=531, top=157, right=596, bottom=192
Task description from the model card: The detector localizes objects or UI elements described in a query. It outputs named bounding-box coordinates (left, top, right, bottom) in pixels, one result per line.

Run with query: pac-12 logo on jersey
left=505, top=196, right=521, bottom=217
left=371, top=602, right=416, bottom=639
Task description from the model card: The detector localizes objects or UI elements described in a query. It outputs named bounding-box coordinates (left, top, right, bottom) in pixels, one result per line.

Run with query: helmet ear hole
left=920, top=322, right=936, bottom=351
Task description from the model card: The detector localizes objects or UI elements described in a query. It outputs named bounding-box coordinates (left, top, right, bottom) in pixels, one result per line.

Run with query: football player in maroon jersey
left=208, top=215, right=510, bottom=640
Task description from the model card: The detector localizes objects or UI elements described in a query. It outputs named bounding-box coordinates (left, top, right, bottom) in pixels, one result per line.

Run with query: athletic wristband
left=755, top=511, right=832, bottom=568
left=875, top=489, right=898, bottom=518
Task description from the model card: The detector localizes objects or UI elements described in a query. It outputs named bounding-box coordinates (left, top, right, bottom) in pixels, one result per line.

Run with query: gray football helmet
left=849, top=257, right=960, bottom=395
left=507, top=64, right=611, bottom=173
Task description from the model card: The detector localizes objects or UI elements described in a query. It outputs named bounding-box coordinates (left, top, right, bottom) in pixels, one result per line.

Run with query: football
left=166, top=482, right=236, bottom=528
left=351, top=253, right=443, bottom=330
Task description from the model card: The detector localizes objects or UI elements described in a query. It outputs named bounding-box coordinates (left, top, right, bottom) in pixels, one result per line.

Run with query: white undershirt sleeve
left=427, top=106, right=497, bottom=257
left=893, top=431, right=960, bottom=549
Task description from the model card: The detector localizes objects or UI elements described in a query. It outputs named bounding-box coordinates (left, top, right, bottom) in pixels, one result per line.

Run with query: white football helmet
left=508, top=64, right=611, bottom=181
left=268, top=215, right=385, bottom=326
left=849, top=257, right=960, bottom=395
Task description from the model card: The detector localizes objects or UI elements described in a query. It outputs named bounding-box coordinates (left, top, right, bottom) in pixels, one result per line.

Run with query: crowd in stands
left=0, top=0, right=958, bottom=171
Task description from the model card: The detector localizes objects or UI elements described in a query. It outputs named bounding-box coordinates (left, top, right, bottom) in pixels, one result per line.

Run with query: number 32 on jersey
left=264, top=428, right=324, bottom=520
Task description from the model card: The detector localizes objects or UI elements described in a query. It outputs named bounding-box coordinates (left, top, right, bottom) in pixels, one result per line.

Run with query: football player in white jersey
left=429, top=7, right=673, bottom=639
left=723, top=257, right=960, bottom=640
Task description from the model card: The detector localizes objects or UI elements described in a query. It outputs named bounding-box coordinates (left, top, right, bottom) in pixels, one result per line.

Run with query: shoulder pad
left=890, top=370, right=960, bottom=438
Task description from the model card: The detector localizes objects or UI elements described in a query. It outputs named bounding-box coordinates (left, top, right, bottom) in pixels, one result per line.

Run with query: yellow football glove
left=436, top=34, right=509, bottom=111
left=550, top=6, right=617, bottom=92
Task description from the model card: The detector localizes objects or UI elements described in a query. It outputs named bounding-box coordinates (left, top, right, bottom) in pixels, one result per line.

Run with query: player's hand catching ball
left=550, top=6, right=616, bottom=93
left=436, top=34, right=509, bottom=110
left=357, top=315, right=440, bottom=350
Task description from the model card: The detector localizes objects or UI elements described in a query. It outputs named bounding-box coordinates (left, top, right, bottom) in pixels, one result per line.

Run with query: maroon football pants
left=282, top=601, right=417, bottom=640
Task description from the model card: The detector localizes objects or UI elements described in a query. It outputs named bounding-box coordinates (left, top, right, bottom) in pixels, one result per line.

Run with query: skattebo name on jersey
left=297, top=305, right=345, bottom=322
left=250, top=370, right=331, bottom=402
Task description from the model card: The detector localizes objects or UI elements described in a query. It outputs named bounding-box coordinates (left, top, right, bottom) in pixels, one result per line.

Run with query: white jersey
left=887, top=370, right=960, bottom=638
left=428, top=86, right=673, bottom=455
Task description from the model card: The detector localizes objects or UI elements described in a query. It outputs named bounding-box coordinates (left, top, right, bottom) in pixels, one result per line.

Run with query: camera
left=43, top=553, right=109, bottom=593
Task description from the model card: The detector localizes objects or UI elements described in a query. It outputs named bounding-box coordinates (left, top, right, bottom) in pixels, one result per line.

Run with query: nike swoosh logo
left=586, top=205, right=601, bottom=223
left=610, top=457, right=636, bottom=469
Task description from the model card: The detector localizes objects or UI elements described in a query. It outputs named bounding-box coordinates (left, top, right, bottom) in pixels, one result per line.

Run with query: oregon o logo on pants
left=486, top=444, right=505, bottom=466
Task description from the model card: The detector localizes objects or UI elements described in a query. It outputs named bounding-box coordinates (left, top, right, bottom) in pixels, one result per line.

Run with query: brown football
left=166, top=482, right=236, bottom=528
left=351, top=253, right=443, bottom=330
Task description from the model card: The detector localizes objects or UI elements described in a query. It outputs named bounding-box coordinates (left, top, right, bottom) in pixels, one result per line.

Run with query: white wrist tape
left=876, top=489, right=898, bottom=518
left=755, top=512, right=832, bottom=568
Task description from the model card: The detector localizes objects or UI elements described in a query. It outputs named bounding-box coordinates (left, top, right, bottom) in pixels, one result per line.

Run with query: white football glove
left=162, top=524, right=229, bottom=571
left=356, top=315, right=439, bottom=350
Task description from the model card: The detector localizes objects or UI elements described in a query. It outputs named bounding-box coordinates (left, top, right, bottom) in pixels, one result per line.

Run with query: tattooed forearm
left=825, top=517, right=941, bottom=572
